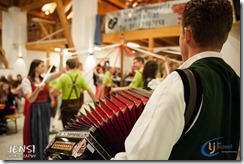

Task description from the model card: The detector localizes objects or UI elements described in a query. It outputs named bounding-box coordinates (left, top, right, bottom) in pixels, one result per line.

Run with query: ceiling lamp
left=42, top=2, right=57, bottom=15
left=126, top=42, right=140, bottom=48
left=67, top=11, right=73, bottom=20
left=132, top=2, right=138, bottom=8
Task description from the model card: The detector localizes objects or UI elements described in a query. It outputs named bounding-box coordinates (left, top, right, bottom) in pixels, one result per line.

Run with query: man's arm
left=87, top=89, right=98, bottom=102
left=111, top=86, right=130, bottom=92
left=111, top=70, right=142, bottom=92
left=49, top=52, right=65, bottom=82
left=112, top=72, right=185, bottom=160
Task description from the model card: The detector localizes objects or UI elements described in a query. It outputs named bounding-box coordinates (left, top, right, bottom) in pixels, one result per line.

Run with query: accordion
left=44, top=88, right=152, bottom=160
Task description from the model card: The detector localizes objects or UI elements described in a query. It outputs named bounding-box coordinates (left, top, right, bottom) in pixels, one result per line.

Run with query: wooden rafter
left=0, top=47, right=9, bottom=68
left=55, top=0, right=74, bottom=49
left=26, top=38, right=68, bottom=50
left=105, top=0, right=125, bottom=9
left=38, top=22, right=52, bottom=40
left=154, top=38, right=173, bottom=47
left=102, top=25, right=180, bottom=43
left=37, top=27, right=65, bottom=41
left=0, top=6, right=8, bottom=11
left=32, top=17, right=56, bottom=24
left=28, top=11, right=58, bottom=21
left=20, top=0, right=56, bottom=11
left=0, top=1, right=11, bottom=7
left=9, top=0, right=15, bottom=6
left=158, top=37, right=179, bottom=46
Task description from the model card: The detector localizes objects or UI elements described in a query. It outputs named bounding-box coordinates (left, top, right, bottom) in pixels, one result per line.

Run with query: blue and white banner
left=105, top=0, right=189, bottom=33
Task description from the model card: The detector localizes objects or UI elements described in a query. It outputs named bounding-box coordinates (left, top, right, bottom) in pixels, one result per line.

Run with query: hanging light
left=42, top=3, right=57, bottom=15
left=132, top=2, right=138, bottom=8
left=54, top=48, right=61, bottom=52
left=67, top=11, right=73, bottom=20
left=126, top=42, right=140, bottom=48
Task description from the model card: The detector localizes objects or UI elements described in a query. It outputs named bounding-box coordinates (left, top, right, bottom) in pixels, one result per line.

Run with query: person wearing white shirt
left=112, top=0, right=240, bottom=160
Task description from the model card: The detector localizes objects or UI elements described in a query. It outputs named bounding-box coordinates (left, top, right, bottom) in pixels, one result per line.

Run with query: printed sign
left=105, top=0, right=189, bottom=33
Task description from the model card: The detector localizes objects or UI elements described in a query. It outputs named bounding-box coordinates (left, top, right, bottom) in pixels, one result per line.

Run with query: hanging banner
left=105, top=0, right=189, bottom=33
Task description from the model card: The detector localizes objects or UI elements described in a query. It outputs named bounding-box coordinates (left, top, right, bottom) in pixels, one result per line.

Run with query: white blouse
left=21, top=75, right=51, bottom=95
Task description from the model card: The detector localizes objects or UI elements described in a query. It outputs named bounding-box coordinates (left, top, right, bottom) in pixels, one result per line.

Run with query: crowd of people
left=93, top=57, right=169, bottom=99
left=1, top=54, right=168, bottom=159
left=0, top=74, right=24, bottom=134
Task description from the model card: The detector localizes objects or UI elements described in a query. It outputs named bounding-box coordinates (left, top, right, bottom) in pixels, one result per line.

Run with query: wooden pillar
left=120, top=33, right=124, bottom=87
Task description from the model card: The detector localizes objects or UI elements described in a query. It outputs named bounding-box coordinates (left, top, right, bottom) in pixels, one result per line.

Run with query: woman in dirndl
left=22, top=56, right=63, bottom=160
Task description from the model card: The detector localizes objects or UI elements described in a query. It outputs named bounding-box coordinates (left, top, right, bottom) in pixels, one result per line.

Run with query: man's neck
left=186, top=47, right=221, bottom=61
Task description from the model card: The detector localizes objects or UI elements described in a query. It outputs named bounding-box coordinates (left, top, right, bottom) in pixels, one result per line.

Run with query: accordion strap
left=175, top=68, right=202, bottom=136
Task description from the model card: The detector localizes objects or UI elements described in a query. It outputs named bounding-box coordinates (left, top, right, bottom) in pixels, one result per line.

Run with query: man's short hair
left=66, top=59, right=76, bottom=69
left=182, top=0, right=233, bottom=49
left=134, top=56, right=144, bottom=64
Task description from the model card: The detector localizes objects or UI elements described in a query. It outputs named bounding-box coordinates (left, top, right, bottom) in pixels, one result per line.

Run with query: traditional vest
left=169, top=57, right=240, bottom=160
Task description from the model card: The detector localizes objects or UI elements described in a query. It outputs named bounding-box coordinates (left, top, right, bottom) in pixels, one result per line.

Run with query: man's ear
left=184, top=27, right=192, bottom=43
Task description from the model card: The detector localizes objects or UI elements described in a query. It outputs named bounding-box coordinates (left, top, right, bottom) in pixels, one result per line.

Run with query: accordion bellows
left=44, top=88, right=152, bottom=160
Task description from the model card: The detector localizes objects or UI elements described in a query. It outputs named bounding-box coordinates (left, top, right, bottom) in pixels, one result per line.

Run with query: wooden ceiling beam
left=55, top=0, right=74, bottom=49
left=131, top=40, right=148, bottom=47
left=38, top=22, right=52, bottom=40
left=154, top=39, right=170, bottom=47
left=26, top=38, right=68, bottom=50
left=16, top=0, right=30, bottom=7
left=0, top=1, right=11, bottom=7
left=20, top=0, right=56, bottom=11
left=105, top=0, right=125, bottom=9
left=28, top=11, right=58, bottom=21
left=158, top=37, right=179, bottom=46
left=0, top=47, right=9, bottom=68
left=0, top=6, right=8, bottom=11
left=32, top=17, right=56, bottom=24
left=102, top=25, right=180, bottom=43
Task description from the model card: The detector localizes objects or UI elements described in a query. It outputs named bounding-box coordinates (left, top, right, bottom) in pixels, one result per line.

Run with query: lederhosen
left=60, top=74, right=81, bottom=128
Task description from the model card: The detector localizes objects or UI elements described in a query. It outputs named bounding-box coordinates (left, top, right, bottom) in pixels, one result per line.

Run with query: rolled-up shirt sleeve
left=21, top=78, right=32, bottom=94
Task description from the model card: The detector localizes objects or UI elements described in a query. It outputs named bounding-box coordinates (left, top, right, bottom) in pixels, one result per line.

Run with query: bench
left=5, top=113, right=21, bottom=134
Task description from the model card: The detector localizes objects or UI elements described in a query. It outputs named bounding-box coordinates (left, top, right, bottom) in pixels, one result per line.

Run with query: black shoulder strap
left=175, top=68, right=202, bottom=135
left=67, top=73, right=79, bottom=99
